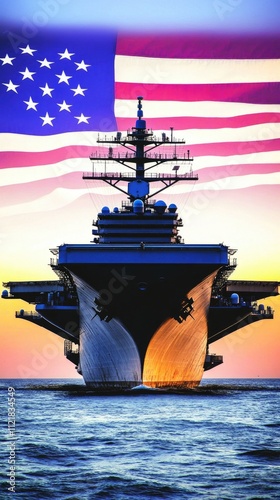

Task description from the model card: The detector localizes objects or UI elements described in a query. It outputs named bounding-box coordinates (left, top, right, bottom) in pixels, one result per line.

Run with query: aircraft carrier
left=2, top=98, right=279, bottom=390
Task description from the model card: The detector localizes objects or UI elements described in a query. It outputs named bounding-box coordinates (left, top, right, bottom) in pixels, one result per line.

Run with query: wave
left=21, top=442, right=69, bottom=460
left=239, top=448, right=280, bottom=463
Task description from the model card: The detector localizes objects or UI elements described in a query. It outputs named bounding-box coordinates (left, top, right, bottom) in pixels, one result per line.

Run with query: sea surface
left=0, top=378, right=279, bottom=500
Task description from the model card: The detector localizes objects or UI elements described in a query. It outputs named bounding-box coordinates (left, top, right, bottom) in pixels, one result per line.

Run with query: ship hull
left=75, top=275, right=141, bottom=389
left=143, top=272, right=216, bottom=389
left=71, top=268, right=217, bottom=390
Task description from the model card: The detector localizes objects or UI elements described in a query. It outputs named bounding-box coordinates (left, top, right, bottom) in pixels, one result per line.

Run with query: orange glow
left=143, top=272, right=216, bottom=388
left=0, top=300, right=80, bottom=379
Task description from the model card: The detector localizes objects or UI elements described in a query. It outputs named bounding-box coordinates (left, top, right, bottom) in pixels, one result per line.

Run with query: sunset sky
left=1, top=0, right=279, bottom=379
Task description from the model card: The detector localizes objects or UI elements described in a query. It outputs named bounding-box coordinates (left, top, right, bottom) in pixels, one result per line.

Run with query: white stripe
left=192, top=151, right=280, bottom=170
left=115, top=55, right=280, bottom=84
left=1, top=151, right=280, bottom=187
left=1, top=172, right=279, bottom=218
left=115, top=99, right=280, bottom=119
left=0, top=131, right=99, bottom=153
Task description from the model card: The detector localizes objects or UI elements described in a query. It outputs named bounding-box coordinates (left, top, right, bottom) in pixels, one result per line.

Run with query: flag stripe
left=1, top=146, right=92, bottom=168
left=115, top=81, right=280, bottom=105
left=115, top=56, right=280, bottom=84
left=197, top=163, right=280, bottom=182
left=114, top=99, right=280, bottom=120
left=117, top=114, right=280, bottom=132
left=0, top=132, right=97, bottom=153
left=116, top=34, right=280, bottom=59
left=0, top=160, right=88, bottom=187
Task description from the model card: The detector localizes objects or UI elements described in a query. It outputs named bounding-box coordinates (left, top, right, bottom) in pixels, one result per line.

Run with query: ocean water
left=1, top=379, right=279, bottom=500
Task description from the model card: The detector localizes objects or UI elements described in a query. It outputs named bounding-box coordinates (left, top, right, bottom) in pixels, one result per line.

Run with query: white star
left=75, top=113, right=90, bottom=124
left=0, top=54, right=15, bottom=65
left=23, top=97, right=38, bottom=111
left=2, top=80, right=20, bottom=93
left=74, top=60, right=91, bottom=71
left=40, top=112, right=55, bottom=126
left=37, top=58, right=54, bottom=69
left=19, top=44, right=37, bottom=56
left=57, top=100, right=72, bottom=112
left=56, top=70, right=72, bottom=85
left=71, top=84, right=87, bottom=96
left=19, top=67, right=36, bottom=80
left=58, top=48, right=74, bottom=60
left=39, top=83, right=54, bottom=97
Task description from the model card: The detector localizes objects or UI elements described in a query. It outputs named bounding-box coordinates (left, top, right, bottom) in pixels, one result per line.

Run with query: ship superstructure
left=2, top=98, right=279, bottom=390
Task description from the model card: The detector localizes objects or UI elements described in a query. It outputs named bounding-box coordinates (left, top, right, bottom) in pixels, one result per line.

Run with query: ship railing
left=83, top=171, right=196, bottom=179
left=90, top=152, right=192, bottom=161
left=96, top=133, right=185, bottom=144
left=125, top=134, right=185, bottom=144
left=143, top=171, right=196, bottom=178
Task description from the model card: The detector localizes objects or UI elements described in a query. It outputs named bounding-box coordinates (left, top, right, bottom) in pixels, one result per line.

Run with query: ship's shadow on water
left=22, top=381, right=280, bottom=397
left=239, top=448, right=280, bottom=463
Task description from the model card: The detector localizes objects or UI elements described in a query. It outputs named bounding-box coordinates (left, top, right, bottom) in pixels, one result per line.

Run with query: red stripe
left=116, top=33, right=280, bottom=59
left=0, top=145, right=93, bottom=168
left=117, top=113, right=280, bottom=131
left=115, top=82, right=280, bottom=105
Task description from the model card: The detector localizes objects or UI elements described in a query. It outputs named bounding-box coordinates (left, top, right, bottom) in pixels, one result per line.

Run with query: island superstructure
left=2, top=98, right=279, bottom=390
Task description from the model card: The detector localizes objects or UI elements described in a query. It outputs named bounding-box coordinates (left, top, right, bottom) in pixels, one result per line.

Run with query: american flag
left=1, top=28, right=280, bottom=217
